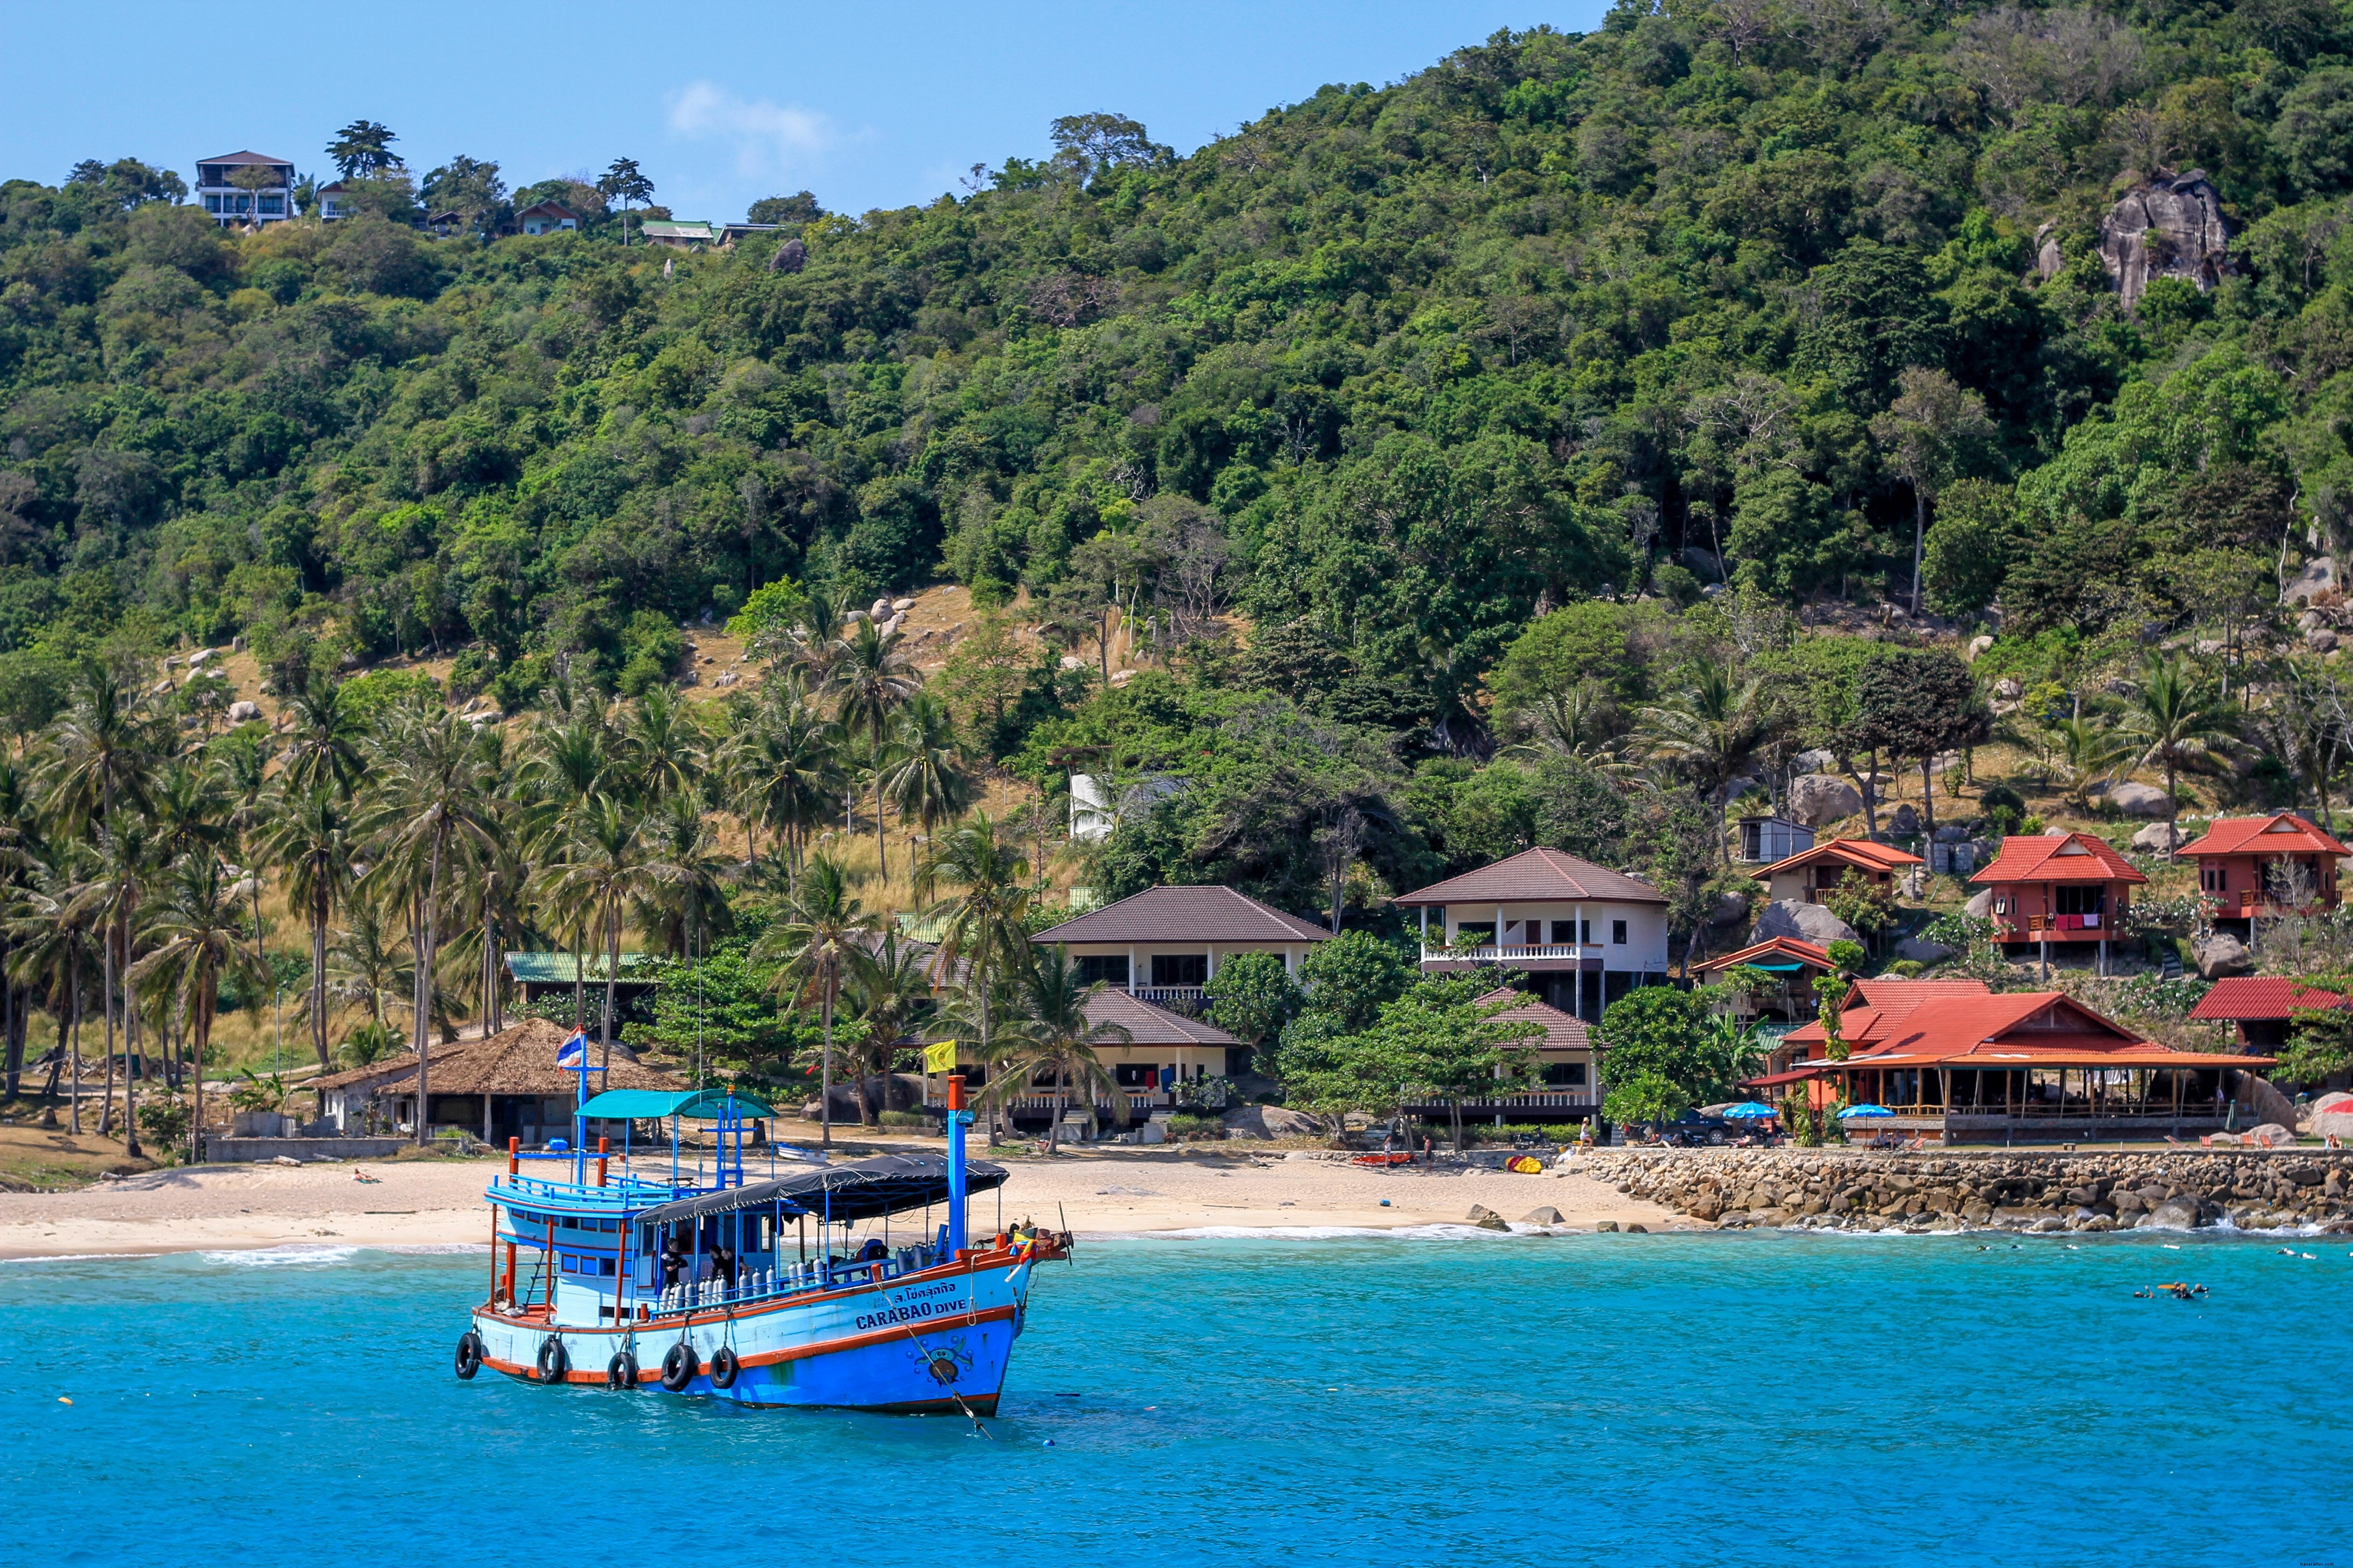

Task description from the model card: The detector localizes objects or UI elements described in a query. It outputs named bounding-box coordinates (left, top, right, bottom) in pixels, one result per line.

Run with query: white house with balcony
left=1029, top=884, right=1332, bottom=1019
left=194, top=150, right=296, bottom=226
left=1393, top=847, right=1670, bottom=1024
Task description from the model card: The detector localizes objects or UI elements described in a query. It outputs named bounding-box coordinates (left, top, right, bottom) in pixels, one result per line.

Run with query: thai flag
left=556, top=1031, right=588, bottom=1069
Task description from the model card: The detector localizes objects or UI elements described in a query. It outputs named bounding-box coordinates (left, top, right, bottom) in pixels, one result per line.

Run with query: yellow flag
left=922, top=1040, right=958, bottom=1074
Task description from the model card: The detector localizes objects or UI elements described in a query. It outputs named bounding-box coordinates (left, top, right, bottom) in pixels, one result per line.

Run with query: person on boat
left=660, top=1234, right=688, bottom=1289
left=709, top=1245, right=738, bottom=1286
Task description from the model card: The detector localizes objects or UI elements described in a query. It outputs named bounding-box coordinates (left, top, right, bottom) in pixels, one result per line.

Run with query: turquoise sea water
left=6, top=1231, right=2346, bottom=1567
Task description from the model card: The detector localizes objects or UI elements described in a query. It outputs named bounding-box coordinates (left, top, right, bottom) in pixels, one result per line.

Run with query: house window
left=2200, top=867, right=2225, bottom=893
left=2055, top=886, right=2105, bottom=916
left=1543, top=1061, right=1588, bottom=1088
left=204, top=194, right=221, bottom=212
left=1076, top=954, right=1130, bottom=988
left=1150, top=954, right=1207, bottom=987
left=1550, top=920, right=1595, bottom=944
left=1611, top=919, right=1628, bottom=945
left=1113, top=1063, right=1158, bottom=1088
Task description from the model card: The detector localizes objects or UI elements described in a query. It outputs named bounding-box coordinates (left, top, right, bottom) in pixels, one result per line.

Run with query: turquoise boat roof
left=577, top=1087, right=777, bottom=1120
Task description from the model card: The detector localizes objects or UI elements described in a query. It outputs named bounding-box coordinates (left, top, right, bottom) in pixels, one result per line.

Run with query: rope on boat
left=901, top=1323, right=992, bottom=1439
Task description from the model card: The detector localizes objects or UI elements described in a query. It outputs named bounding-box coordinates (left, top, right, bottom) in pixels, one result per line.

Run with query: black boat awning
left=630, top=1154, right=1010, bottom=1228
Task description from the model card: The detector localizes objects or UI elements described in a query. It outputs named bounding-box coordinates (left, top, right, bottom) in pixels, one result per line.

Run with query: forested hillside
left=6, top=4, right=2353, bottom=930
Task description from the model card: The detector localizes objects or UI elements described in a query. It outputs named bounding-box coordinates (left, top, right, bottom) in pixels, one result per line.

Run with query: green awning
left=505, top=952, right=658, bottom=985
left=576, top=1088, right=777, bottom=1121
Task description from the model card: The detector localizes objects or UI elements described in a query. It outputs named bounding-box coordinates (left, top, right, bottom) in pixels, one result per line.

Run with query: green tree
left=1203, top=950, right=1302, bottom=1061
left=1870, top=367, right=1998, bottom=614
left=992, top=943, right=1133, bottom=1150
left=1296, top=929, right=1413, bottom=1031
left=749, top=854, right=864, bottom=1148
left=128, top=852, right=266, bottom=1160
left=1280, top=974, right=1540, bottom=1151
left=2124, top=653, right=2236, bottom=820
left=327, top=120, right=402, bottom=179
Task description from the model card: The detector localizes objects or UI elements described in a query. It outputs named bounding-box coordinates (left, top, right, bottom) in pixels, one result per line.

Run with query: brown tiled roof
left=1394, top=847, right=1665, bottom=907
left=1079, top=989, right=1238, bottom=1047
left=312, top=1019, right=686, bottom=1098
left=1032, top=885, right=1332, bottom=946
left=1474, top=988, right=1592, bottom=1052
left=516, top=200, right=578, bottom=219
left=198, top=150, right=293, bottom=167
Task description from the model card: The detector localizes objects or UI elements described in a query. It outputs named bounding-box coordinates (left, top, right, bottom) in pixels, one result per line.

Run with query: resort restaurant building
left=1755, top=978, right=2272, bottom=1144
left=1394, top=847, right=1670, bottom=1023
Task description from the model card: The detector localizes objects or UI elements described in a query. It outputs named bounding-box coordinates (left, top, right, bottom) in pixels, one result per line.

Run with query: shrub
left=878, top=1110, right=930, bottom=1130
left=1166, top=1113, right=1224, bottom=1139
left=137, top=1096, right=191, bottom=1146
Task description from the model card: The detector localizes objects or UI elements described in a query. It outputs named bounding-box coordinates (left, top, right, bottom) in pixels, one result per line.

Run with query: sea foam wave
left=200, top=1245, right=361, bottom=1267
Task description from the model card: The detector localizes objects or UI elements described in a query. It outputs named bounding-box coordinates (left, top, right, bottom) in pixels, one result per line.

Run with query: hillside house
left=2188, top=976, right=2348, bottom=1052
left=1398, top=987, right=1603, bottom=1127
left=2179, top=813, right=2349, bottom=934
left=1737, top=815, right=1814, bottom=864
left=517, top=201, right=579, bottom=235
left=315, top=180, right=351, bottom=220
left=1758, top=838, right=1922, bottom=906
left=1970, top=833, right=2147, bottom=971
left=1394, top=847, right=1669, bottom=1023
left=194, top=150, right=294, bottom=226
left=1028, top=884, right=1332, bottom=1025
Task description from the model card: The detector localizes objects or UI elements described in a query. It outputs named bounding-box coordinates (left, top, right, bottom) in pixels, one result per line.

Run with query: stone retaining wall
left=1571, top=1148, right=2353, bottom=1233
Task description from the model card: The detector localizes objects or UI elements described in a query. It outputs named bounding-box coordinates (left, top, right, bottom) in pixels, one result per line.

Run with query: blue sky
left=2, top=2, right=1606, bottom=221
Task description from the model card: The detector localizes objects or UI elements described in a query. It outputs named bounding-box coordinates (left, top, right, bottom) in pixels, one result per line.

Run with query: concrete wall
left=204, top=1136, right=409, bottom=1163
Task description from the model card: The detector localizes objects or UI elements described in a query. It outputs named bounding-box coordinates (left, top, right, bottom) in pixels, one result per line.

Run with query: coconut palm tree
left=993, top=944, right=1131, bottom=1152
left=7, top=858, right=95, bottom=1132
left=315, top=892, right=410, bottom=1036
left=2046, top=718, right=2136, bottom=812
left=255, top=784, right=353, bottom=1070
left=824, top=617, right=920, bottom=879
left=66, top=819, right=159, bottom=1155
left=1639, top=665, right=1772, bottom=860
left=130, top=852, right=267, bottom=1161
left=622, top=685, right=706, bottom=805
left=843, top=928, right=934, bottom=1127
left=750, top=853, right=864, bottom=1147
left=724, top=678, right=841, bottom=883
left=532, top=793, right=659, bottom=1070
left=280, top=673, right=366, bottom=798
left=2125, top=654, right=2238, bottom=822
left=361, top=705, right=498, bottom=1144
left=917, top=812, right=1032, bottom=1142
left=883, top=692, right=974, bottom=859
left=632, top=788, right=736, bottom=960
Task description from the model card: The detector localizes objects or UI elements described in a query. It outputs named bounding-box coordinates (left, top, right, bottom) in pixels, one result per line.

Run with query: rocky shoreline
left=1572, top=1149, right=2353, bottom=1234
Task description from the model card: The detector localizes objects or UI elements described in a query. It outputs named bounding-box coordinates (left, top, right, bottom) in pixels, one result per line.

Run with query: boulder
left=2243, top=1121, right=2298, bottom=1150
left=870, top=597, right=893, bottom=619
left=1792, top=748, right=1837, bottom=775
left=2285, top=557, right=2337, bottom=607
left=1993, top=677, right=2024, bottom=700
left=2310, top=1091, right=2353, bottom=1142
left=1594, top=1220, right=1620, bottom=1233
left=1520, top=1206, right=1565, bottom=1225
left=1220, top=1104, right=1324, bottom=1140
left=1787, top=774, right=1864, bottom=827
left=1714, top=774, right=1765, bottom=806
left=2132, top=820, right=2184, bottom=854
left=1934, top=824, right=1968, bottom=842
left=1466, top=1205, right=1510, bottom=1232
left=1680, top=545, right=1724, bottom=582
left=226, top=700, right=262, bottom=723
left=2192, top=932, right=2254, bottom=979
left=2309, top=627, right=2339, bottom=655
left=891, top=597, right=916, bottom=613
left=187, top=648, right=214, bottom=668
left=1964, top=888, right=1994, bottom=919
left=2142, top=1197, right=2202, bottom=1231
left=1890, top=803, right=1921, bottom=837
left=1752, top=898, right=1862, bottom=948
left=2098, top=170, right=2231, bottom=311
left=1707, top=890, right=1751, bottom=928
left=1894, top=935, right=1955, bottom=965
left=1967, top=635, right=1994, bottom=661
left=2107, top=781, right=2173, bottom=819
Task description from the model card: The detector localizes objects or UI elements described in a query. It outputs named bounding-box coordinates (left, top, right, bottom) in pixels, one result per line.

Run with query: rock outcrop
left=1787, top=773, right=1864, bottom=826
left=2193, top=932, right=2255, bottom=979
left=2107, top=781, right=2173, bottom=818
left=1574, top=1148, right=2353, bottom=1234
left=2098, top=170, right=2231, bottom=311
left=1751, top=898, right=1861, bottom=947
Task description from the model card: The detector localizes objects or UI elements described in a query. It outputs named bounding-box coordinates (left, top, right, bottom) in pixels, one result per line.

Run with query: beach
left=0, top=1145, right=1678, bottom=1259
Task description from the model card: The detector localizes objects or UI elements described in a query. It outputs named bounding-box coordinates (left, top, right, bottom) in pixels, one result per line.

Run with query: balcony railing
left=1419, top=942, right=1604, bottom=964
left=1129, top=984, right=1206, bottom=1013
left=1401, top=1092, right=1600, bottom=1113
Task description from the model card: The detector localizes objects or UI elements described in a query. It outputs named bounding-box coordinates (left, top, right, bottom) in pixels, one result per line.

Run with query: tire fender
left=454, top=1331, right=484, bottom=1381
left=607, top=1350, right=639, bottom=1390
left=536, top=1335, right=568, bottom=1384
left=660, top=1341, right=698, bottom=1392
left=709, top=1345, right=741, bottom=1390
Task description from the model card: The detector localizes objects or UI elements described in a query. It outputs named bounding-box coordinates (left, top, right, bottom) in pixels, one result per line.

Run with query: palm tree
left=533, top=794, right=660, bottom=1068
left=843, top=928, right=934, bottom=1127
left=280, top=673, right=365, bottom=798
left=750, top=854, right=864, bottom=1148
left=622, top=686, right=706, bottom=804
left=2046, top=718, right=2136, bottom=812
left=824, top=617, right=920, bottom=879
left=7, top=858, right=95, bottom=1132
left=517, top=706, right=615, bottom=1024
left=633, top=789, right=736, bottom=960
left=726, top=679, right=841, bottom=883
left=255, top=785, right=352, bottom=1070
left=2125, top=654, right=2237, bottom=823
left=882, top=692, right=974, bottom=857
left=66, top=819, right=158, bottom=1155
left=1639, top=666, right=1772, bottom=859
left=361, top=706, right=497, bottom=1144
left=994, top=944, right=1131, bottom=1152
left=917, top=813, right=1032, bottom=1144
left=315, top=893, right=410, bottom=1036
left=210, top=724, right=273, bottom=974
left=130, top=852, right=267, bottom=1161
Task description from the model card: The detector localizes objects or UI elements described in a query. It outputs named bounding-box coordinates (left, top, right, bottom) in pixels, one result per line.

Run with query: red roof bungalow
left=1970, top=833, right=2146, bottom=964
left=2178, top=813, right=2350, bottom=930
left=1758, top=839, right=1922, bottom=907
left=1765, top=978, right=2271, bottom=1143
left=2188, top=975, right=2348, bottom=1052
left=1690, top=936, right=1834, bottom=1028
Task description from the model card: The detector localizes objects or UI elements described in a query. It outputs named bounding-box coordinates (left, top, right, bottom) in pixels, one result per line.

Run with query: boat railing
left=643, top=1244, right=944, bottom=1315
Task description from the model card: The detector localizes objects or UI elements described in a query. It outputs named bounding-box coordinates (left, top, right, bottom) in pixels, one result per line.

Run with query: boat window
left=559, top=1254, right=577, bottom=1272
left=595, top=1257, right=615, bottom=1276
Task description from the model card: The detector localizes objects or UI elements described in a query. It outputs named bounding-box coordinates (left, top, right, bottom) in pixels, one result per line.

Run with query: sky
left=2, top=1, right=1609, bottom=222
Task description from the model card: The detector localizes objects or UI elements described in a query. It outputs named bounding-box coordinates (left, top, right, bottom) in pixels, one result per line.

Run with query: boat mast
left=946, top=1073, right=970, bottom=1255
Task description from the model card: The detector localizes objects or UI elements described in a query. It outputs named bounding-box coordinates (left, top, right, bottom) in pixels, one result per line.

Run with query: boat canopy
left=577, top=1088, right=777, bottom=1121
left=631, top=1154, right=1009, bottom=1228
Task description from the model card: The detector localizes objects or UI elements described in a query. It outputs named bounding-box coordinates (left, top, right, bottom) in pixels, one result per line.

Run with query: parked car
left=1651, top=1112, right=1734, bottom=1147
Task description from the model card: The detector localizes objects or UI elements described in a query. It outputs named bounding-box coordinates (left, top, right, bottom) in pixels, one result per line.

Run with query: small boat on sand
left=453, top=1073, right=1066, bottom=1413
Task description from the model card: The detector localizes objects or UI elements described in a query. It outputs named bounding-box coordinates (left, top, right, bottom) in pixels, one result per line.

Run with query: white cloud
left=666, top=80, right=836, bottom=177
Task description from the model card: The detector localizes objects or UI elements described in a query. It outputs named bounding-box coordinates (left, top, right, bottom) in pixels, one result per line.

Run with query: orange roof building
left=1760, top=978, right=2269, bottom=1143
left=2188, top=975, right=2348, bottom=1049
left=1970, top=833, right=2146, bottom=959
left=2178, top=813, right=2350, bottom=929
left=1758, top=838, right=1922, bottom=906
left=1690, top=936, right=1835, bottom=1032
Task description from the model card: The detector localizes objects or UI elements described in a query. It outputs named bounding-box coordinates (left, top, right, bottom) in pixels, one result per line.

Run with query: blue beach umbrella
left=1721, top=1102, right=1779, bottom=1119
left=1837, top=1103, right=1894, bottom=1119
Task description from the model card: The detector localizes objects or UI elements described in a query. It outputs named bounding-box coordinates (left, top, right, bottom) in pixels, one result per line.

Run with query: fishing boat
left=452, top=1071, right=1067, bottom=1413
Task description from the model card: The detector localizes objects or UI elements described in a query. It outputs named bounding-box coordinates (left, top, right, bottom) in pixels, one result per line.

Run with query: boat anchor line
left=902, top=1323, right=992, bottom=1438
